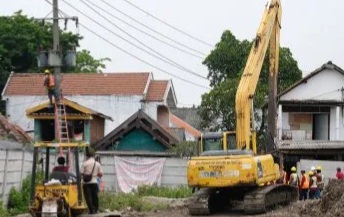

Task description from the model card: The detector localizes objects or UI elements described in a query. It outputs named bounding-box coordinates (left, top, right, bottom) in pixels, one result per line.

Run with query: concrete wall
left=0, top=149, right=187, bottom=204
left=330, top=106, right=344, bottom=140
left=298, top=159, right=344, bottom=186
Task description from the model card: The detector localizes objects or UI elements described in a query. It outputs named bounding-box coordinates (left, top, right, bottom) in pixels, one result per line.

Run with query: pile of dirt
left=321, top=179, right=344, bottom=216
left=300, top=179, right=344, bottom=217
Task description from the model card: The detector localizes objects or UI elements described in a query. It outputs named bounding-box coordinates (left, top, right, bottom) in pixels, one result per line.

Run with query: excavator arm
left=235, top=0, right=281, bottom=153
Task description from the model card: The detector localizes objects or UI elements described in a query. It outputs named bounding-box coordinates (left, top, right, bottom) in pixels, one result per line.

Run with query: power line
left=78, top=0, right=208, bottom=80
left=46, top=2, right=210, bottom=89
left=120, top=0, right=213, bottom=48
left=98, top=0, right=207, bottom=57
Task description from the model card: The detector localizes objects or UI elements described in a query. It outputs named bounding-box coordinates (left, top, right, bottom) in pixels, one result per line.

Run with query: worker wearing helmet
left=315, top=166, right=324, bottom=199
left=308, top=171, right=317, bottom=199
left=299, top=170, right=309, bottom=200
left=43, top=69, right=56, bottom=105
left=289, top=166, right=298, bottom=187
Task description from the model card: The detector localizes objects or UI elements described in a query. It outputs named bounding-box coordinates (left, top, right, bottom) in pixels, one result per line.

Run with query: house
left=25, top=98, right=112, bottom=145
left=0, top=113, right=32, bottom=146
left=277, top=61, right=344, bottom=164
left=94, top=109, right=179, bottom=154
left=169, top=114, right=201, bottom=141
left=1, top=72, right=177, bottom=137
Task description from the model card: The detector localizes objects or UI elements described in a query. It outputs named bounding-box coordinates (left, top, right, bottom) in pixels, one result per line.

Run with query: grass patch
left=137, top=185, right=192, bottom=198
left=99, top=192, right=168, bottom=212
left=99, top=185, right=191, bottom=212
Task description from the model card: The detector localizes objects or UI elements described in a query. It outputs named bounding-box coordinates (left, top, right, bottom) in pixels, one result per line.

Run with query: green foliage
left=137, top=185, right=192, bottom=198
left=0, top=11, right=80, bottom=74
left=99, top=192, right=167, bottom=212
left=167, top=141, right=197, bottom=158
left=200, top=30, right=302, bottom=131
left=0, top=12, right=110, bottom=114
left=0, top=201, right=10, bottom=217
left=7, top=172, right=44, bottom=215
left=99, top=185, right=191, bottom=212
left=73, top=49, right=111, bottom=73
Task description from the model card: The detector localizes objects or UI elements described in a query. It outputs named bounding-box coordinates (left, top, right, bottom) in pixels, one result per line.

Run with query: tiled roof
left=3, top=72, right=151, bottom=96
left=0, top=113, right=32, bottom=143
left=170, top=108, right=201, bottom=130
left=145, top=80, right=169, bottom=101
left=277, top=140, right=344, bottom=150
left=170, top=114, right=201, bottom=137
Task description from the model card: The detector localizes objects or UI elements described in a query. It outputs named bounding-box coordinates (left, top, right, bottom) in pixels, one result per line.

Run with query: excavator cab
left=29, top=142, right=88, bottom=217
left=196, top=131, right=256, bottom=156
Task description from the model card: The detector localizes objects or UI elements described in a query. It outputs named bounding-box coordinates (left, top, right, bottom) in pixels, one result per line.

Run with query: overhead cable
left=47, top=2, right=210, bottom=89
left=99, top=0, right=207, bottom=57
left=78, top=0, right=208, bottom=80
left=120, top=0, right=213, bottom=48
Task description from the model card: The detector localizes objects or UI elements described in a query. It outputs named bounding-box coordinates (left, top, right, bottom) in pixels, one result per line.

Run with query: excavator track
left=188, top=185, right=298, bottom=216
left=244, top=184, right=298, bottom=214
left=188, top=188, right=211, bottom=215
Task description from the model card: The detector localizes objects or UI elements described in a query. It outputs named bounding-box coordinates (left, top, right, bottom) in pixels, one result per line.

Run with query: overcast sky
left=1, top=0, right=344, bottom=106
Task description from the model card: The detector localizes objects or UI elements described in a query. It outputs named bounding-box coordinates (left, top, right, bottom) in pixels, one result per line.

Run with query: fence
left=0, top=149, right=188, bottom=205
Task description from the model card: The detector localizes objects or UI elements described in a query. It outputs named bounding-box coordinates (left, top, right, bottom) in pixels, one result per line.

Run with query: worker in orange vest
left=299, top=170, right=309, bottom=200
left=43, top=69, right=57, bottom=105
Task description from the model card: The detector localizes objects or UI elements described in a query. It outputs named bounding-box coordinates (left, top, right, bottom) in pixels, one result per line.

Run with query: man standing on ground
left=81, top=148, right=103, bottom=214
left=336, top=167, right=344, bottom=180
left=299, top=170, right=309, bottom=200
left=316, top=166, right=324, bottom=199
left=289, top=166, right=298, bottom=187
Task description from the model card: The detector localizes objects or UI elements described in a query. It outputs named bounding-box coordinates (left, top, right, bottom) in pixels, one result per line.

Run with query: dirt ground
left=15, top=179, right=344, bottom=217
left=123, top=179, right=344, bottom=217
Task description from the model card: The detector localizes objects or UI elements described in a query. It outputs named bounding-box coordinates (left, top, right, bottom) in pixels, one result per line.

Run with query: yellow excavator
left=187, top=0, right=298, bottom=215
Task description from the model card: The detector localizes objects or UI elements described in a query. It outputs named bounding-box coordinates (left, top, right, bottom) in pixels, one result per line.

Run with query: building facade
left=2, top=72, right=177, bottom=136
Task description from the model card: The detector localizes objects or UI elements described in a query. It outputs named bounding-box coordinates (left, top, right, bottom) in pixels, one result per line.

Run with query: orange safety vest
left=48, top=74, right=55, bottom=87
left=301, top=174, right=309, bottom=189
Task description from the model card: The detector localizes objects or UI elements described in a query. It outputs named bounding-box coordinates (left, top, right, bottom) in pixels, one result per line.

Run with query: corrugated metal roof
left=277, top=140, right=344, bottom=150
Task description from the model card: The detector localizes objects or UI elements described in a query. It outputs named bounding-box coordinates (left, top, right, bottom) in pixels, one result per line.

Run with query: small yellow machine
left=187, top=0, right=298, bottom=215
left=29, top=142, right=88, bottom=217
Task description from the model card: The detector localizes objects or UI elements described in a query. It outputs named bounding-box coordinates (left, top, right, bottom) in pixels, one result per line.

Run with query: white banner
left=114, top=156, right=166, bottom=193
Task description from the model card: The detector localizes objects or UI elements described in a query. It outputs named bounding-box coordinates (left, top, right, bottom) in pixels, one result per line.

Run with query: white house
left=1, top=72, right=178, bottom=136
left=277, top=61, right=344, bottom=161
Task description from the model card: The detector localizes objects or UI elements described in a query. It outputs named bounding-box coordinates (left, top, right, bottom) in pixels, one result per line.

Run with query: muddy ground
left=15, top=179, right=344, bottom=217
left=123, top=179, right=344, bottom=217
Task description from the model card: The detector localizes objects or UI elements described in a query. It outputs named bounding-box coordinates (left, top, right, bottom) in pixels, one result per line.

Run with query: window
left=203, top=138, right=222, bottom=151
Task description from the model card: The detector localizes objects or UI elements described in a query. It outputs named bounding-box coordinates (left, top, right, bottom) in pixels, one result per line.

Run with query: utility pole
left=52, top=0, right=61, bottom=102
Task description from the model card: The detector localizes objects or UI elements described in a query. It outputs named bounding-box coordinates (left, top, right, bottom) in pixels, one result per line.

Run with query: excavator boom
left=236, top=0, right=281, bottom=152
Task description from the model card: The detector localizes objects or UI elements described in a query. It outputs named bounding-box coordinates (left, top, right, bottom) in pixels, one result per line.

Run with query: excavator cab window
left=203, top=137, right=223, bottom=152
left=226, top=133, right=237, bottom=150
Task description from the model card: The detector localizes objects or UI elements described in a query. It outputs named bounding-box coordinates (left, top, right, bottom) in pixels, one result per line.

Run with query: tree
left=73, top=49, right=111, bottom=73
left=199, top=30, right=302, bottom=131
left=0, top=12, right=110, bottom=113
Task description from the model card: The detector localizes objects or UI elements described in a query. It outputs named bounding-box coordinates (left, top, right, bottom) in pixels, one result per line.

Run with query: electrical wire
left=98, top=0, right=207, bottom=57
left=78, top=0, right=208, bottom=80
left=120, top=0, right=213, bottom=48
left=54, top=2, right=209, bottom=89
left=308, top=88, right=342, bottom=100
